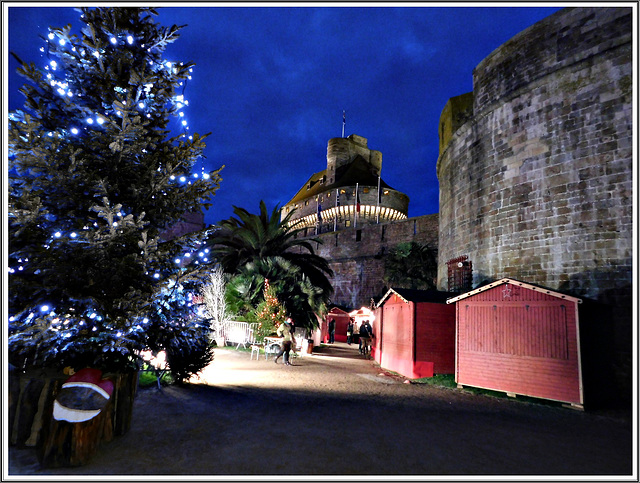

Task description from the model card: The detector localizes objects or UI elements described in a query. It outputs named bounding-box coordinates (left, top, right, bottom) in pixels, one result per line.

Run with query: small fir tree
left=8, top=7, right=223, bottom=374
left=253, top=279, right=287, bottom=342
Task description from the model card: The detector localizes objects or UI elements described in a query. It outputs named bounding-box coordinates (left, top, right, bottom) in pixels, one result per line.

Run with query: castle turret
left=282, top=134, right=408, bottom=234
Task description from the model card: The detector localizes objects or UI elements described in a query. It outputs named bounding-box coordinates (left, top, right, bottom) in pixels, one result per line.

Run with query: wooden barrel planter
left=9, top=365, right=138, bottom=468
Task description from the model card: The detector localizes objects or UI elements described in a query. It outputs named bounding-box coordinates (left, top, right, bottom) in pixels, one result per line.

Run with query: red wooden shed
left=447, top=278, right=584, bottom=408
left=323, top=307, right=351, bottom=343
left=373, top=288, right=456, bottom=379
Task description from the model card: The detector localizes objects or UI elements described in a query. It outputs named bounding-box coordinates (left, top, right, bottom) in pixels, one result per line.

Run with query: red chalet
left=373, top=288, right=456, bottom=379
left=447, top=278, right=583, bottom=408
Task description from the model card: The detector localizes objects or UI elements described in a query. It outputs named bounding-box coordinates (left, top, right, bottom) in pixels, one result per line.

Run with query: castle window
left=340, top=189, right=346, bottom=194
left=305, top=200, right=309, bottom=206
left=356, top=230, right=362, bottom=242
left=363, top=188, right=370, bottom=194
left=381, top=226, right=385, bottom=241
left=327, top=192, right=331, bottom=198
left=335, top=234, right=338, bottom=246
left=383, top=190, right=389, bottom=196
left=345, top=220, right=351, bottom=227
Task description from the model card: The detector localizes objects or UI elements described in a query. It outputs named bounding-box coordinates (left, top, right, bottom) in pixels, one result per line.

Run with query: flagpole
left=376, top=176, right=381, bottom=224
left=355, top=182, right=358, bottom=228
left=316, top=197, right=319, bottom=235
left=334, top=188, right=338, bottom=232
left=342, top=110, right=345, bottom=138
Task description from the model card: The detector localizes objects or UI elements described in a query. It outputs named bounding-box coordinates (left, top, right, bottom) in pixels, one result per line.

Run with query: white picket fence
left=221, top=320, right=258, bottom=348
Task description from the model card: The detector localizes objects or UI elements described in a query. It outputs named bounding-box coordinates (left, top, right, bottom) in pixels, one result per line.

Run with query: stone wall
left=436, top=7, right=633, bottom=399
left=301, top=213, right=439, bottom=309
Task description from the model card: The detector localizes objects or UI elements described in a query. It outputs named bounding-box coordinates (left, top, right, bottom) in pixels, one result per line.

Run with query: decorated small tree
left=200, top=265, right=231, bottom=346
left=8, top=7, right=223, bottom=377
left=253, top=279, right=288, bottom=342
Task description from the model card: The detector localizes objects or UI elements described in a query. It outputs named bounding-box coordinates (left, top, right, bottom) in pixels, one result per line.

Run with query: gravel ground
left=7, top=342, right=634, bottom=478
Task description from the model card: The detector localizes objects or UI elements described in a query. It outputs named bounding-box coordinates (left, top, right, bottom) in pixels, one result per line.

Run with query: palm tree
left=210, top=201, right=333, bottom=328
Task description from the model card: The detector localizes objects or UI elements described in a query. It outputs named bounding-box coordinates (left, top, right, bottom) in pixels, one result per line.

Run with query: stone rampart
left=436, top=7, right=632, bottom=396
left=303, top=214, right=439, bottom=309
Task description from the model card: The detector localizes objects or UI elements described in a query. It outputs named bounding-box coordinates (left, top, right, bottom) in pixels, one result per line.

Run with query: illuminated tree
left=200, top=265, right=230, bottom=345
left=253, top=279, right=288, bottom=342
left=8, top=7, right=223, bottom=374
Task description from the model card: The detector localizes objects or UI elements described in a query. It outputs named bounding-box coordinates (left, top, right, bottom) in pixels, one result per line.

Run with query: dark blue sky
left=7, top=4, right=563, bottom=226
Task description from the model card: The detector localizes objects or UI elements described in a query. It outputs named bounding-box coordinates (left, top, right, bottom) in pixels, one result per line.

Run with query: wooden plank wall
left=415, top=302, right=456, bottom=374
left=379, top=296, right=415, bottom=378
left=456, top=285, right=582, bottom=405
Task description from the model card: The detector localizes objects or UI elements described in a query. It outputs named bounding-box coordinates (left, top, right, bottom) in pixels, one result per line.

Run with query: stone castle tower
left=436, top=7, right=632, bottom=400
left=282, top=134, right=409, bottom=233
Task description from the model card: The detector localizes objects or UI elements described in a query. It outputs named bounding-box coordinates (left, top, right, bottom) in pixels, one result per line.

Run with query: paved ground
left=7, top=342, right=635, bottom=478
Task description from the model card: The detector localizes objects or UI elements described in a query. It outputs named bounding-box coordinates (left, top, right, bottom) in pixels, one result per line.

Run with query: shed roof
left=377, top=287, right=455, bottom=308
left=445, top=278, right=583, bottom=304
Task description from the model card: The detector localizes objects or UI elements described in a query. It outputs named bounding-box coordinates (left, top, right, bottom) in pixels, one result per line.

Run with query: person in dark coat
left=359, top=320, right=373, bottom=355
left=328, top=318, right=336, bottom=344
left=346, top=319, right=355, bottom=345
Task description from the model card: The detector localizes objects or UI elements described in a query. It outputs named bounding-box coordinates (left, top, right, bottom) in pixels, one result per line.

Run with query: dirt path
left=8, top=342, right=634, bottom=477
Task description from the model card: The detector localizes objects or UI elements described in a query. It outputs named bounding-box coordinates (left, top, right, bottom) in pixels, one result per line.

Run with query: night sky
left=6, top=4, right=563, bottom=226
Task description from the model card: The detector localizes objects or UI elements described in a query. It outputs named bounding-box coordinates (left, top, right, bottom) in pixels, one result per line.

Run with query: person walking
left=274, top=318, right=296, bottom=365
left=359, top=320, right=373, bottom=356
left=328, top=318, right=336, bottom=344
left=346, top=318, right=354, bottom=345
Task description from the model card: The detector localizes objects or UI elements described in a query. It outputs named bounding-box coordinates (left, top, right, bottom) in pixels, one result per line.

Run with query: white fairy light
left=40, top=305, right=50, bottom=312
left=203, top=173, right=210, bottom=179
left=127, top=35, right=134, bottom=44
left=138, top=102, right=145, bottom=109
left=48, top=32, right=54, bottom=40
left=86, top=118, right=94, bottom=124
left=59, top=38, right=66, bottom=45
left=54, top=231, right=62, bottom=238
left=179, top=176, right=186, bottom=182
left=174, top=258, right=181, bottom=264
left=70, top=128, right=79, bottom=135
left=110, top=37, right=117, bottom=45
left=97, top=117, right=105, bottom=125
left=70, top=232, right=77, bottom=238
left=57, top=88, right=65, bottom=95
left=153, top=273, right=160, bottom=279
left=50, top=60, right=57, bottom=69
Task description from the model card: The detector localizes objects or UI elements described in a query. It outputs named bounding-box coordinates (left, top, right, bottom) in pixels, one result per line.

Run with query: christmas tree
left=254, top=279, right=288, bottom=342
left=8, top=7, right=223, bottom=374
